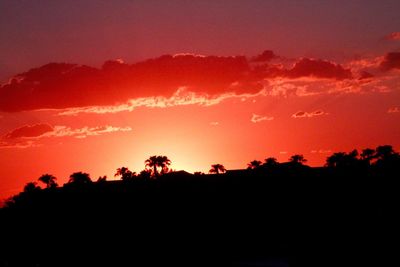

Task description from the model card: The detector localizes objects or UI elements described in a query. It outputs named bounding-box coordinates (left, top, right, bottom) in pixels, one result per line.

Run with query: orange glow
left=1, top=51, right=400, bottom=200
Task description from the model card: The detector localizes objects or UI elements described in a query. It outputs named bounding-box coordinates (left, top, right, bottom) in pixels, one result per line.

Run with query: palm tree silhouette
left=145, top=156, right=159, bottom=177
left=38, top=174, right=58, bottom=189
left=115, top=167, right=136, bottom=181
left=209, top=164, right=226, bottom=174
left=157, top=156, right=171, bottom=174
left=247, top=160, right=262, bottom=169
left=145, top=155, right=171, bottom=177
left=289, top=154, right=307, bottom=165
left=68, top=172, right=92, bottom=184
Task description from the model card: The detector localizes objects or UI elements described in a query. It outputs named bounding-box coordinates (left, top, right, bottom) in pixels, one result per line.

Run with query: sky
left=1, top=0, right=400, bottom=200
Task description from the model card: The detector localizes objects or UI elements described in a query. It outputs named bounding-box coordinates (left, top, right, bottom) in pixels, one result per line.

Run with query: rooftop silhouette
left=1, top=147, right=399, bottom=266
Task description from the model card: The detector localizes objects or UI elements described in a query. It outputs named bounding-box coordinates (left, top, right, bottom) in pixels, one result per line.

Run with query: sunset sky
left=1, top=0, right=400, bottom=200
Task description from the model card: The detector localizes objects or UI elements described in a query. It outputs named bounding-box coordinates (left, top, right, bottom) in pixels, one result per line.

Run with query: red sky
left=1, top=0, right=400, bottom=200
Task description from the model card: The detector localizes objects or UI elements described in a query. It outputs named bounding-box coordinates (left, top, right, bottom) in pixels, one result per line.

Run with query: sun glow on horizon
left=1, top=0, right=400, bottom=199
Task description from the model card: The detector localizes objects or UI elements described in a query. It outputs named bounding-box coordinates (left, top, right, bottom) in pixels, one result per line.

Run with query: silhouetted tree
left=138, top=169, right=151, bottom=180
left=374, top=145, right=400, bottom=168
left=115, top=167, right=136, bottom=181
left=209, top=164, right=226, bottom=174
left=38, top=174, right=58, bottom=189
left=68, top=172, right=92, bottom=184
left=247, top=160, right=262, bottom=169
left=326, top=152, right=347, bottom=168
left=264, top=157, right=279, bottom=167
left=347, top=149, right=359, bottom=160
left=145, top=156, right=159, bottom=177
left=157, top=156, right=171, bottom=174
left=194, top=171, right=205, bottom=176
left=145, top=155, right=171, bottom=177
left=97, top=175, right=107, bottom=183
left=326, top=150, right=359, bottom=168
left=375, top=145, right=395, bottom=160
left=360, top=148, right=375, bottom=160
left=23, top=182, right=41, bottom=193
left=289, top=154, right=307, bottom=165
left=360, top=148, right=375, bottom=166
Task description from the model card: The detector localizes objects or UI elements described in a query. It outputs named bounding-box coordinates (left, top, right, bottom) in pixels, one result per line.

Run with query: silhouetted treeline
left=0, top=147, right=399, bottom=267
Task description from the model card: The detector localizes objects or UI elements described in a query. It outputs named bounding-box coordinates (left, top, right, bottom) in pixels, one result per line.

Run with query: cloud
left=58, top=88, right=267, bottom=116
left=0, top=124, right=132, bottom=148
left=388, top=107, right=400, bottom=113
left=3, top=124, right=53, bottom=139
left=0, top=51, right=360, bottom=113
left=311, top=149, right=332, bottom=154
left=292, top=110, right=327, bottom=118
left=5, top=51, right=397, bottom=114
left=358, top=71, right=374, bottom=80
left=49, top=125, right=132, bottom=138
left=173, top=53, right=206, bottom=58
left=0, top=140, right=41, bottom=149
left=251, top=50, right=277, bottom=62
left=385, top=32, right=400, bottom=41
left=251, top=114, right=274, bottom=123
left=380, top=52, right=400, bottom=70
left=286, top=58, right=352, bottom=80
left=210, top=122, right=219, bottom=126
left=0, top=55, right=257, bottom=112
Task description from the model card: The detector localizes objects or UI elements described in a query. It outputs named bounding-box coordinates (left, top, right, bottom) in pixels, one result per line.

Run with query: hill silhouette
left=1, top=148, right=399, bottom=266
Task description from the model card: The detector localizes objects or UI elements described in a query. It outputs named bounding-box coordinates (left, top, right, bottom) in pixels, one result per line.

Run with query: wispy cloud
left=0, top=140, right=41, bottom=149
left=311, top=149, right=332, bottom=154
left=48, top=125, right=132, bottom=139
left=0, top=124, right=132, bottom=148
left=292, top=110, right=327, bottom=118
left=58, top=88, right=267, bottom=116
left=251, top=114, right=274, bottom=123
left=3, top=124, right=54, bottom=139
left=387, top=107, right=400, bottom=113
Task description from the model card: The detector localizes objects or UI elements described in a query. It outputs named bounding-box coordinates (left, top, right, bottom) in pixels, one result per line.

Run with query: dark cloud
left=251, top=50, right=277, bottom=62
left=0, top=55, right=257, bottom=112
left=380, top=52, right=400, bottom=70
left=312, top=110, right=323, bottom=116
left=358, top=71, right=374, bottom=80
left=4, top=124, right=53, bottom=139
left=292, top=111, right=306, bottom=118
left=286, top=58, right=352, bottom=80
left=0, top=52, right=357, bottom=112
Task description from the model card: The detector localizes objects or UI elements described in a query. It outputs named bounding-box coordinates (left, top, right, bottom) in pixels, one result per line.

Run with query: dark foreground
left=0, top=167, right=397, bottom=266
